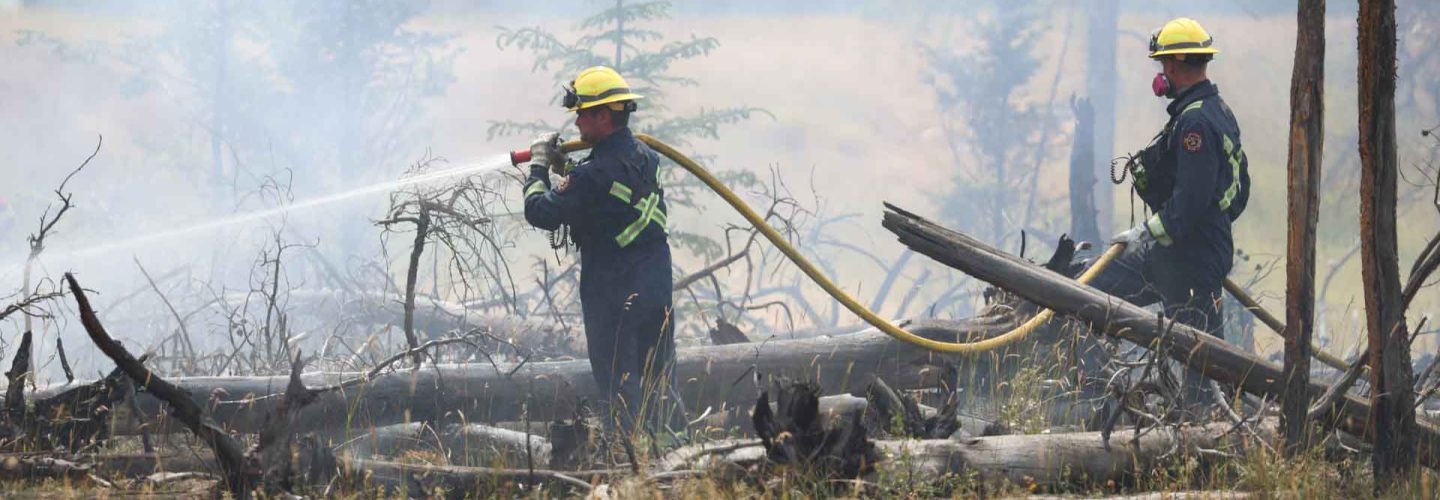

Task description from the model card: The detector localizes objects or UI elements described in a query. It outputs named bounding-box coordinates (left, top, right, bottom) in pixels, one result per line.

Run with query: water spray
left=10, top=154, right=515, bottom=274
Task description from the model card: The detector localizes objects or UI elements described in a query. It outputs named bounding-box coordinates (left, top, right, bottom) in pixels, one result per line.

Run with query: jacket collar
left=590, top=126, right=634, bottom=156
left=1167, top=79, right=1218, bottom=117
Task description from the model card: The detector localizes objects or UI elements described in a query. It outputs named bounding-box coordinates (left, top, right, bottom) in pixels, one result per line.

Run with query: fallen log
left=339, top=422, right=553, bottom=467
left=872, top=421, right=1272, bottom=490
left=337, top=457, right=606, bottom=495
left=880, top=203, right=1440, bottom=468
left=663, top=421, right=1275, bottom=491
left=42, top=316, right=1035, bottom=436
left=0, top=454, right=95, bottom=483
left=661, top=420, right=1273, bottom=491
left=86, top=452, right=218, bottom=477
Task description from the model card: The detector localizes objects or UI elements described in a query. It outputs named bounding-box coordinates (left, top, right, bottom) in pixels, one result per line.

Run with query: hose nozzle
left=509, top=148, right=533, bottom=166
left=510, top=139, right=591, bottom=166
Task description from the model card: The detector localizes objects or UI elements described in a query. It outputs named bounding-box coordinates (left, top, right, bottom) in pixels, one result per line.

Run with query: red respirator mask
left=1152, top=73, right=1171, bottom=98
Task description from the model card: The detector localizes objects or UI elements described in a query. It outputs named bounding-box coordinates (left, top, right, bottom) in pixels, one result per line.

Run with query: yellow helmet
left=1148, top=17, right=1219, bottom=59
left=562, top=66, right=643, bottom=112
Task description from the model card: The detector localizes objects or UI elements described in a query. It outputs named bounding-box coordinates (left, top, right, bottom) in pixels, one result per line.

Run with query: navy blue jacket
left=1133, top=80, right=1250, bottom=288
left=523, top=127, right=669, bottom=258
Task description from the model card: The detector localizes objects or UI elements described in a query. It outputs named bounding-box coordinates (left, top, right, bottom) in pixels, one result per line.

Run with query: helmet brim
left=1149, top=47, right=1220, bottom=58
left=568, top=93, right=644, bottom=112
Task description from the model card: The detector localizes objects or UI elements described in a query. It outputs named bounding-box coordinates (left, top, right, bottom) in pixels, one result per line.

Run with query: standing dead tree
left=1068, top=96, right=1100, bottom=246
left=376, top=154, right=509, bottom=357
left=1358, top=0, right=1419, bottom=487
left=1283, top=0, right=1325, bottom=455
left=21, top=135, right=99, bottom=383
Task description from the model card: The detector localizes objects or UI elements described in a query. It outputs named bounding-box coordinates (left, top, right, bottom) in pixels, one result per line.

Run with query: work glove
left=529, top=132, right=566, bottom=176
left=1109, top=223, right=1154, bottom=257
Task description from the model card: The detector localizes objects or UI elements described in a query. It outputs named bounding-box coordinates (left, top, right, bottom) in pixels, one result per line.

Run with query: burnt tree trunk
left=1283, top=0, right=1326, bottom=455
left=1068, top=97, right=1101, bottom=245
left=402, top=210, right=430, bottom=363
left=1086, top=0, right=1118, bottom=236
left=1358, top=0, right=1418, bottom=484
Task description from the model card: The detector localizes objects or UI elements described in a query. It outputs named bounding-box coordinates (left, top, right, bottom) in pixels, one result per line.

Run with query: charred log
left=866, top=377, right=960, bottom=439
left=708, top=318, right=750, bottom=345
left=752, top=379, right=877, bottom=479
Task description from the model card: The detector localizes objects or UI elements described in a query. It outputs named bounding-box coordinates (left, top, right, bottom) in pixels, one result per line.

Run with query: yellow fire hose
left=540, top=134, right=1119, bottom=353
left=542, top=134, right=1351, bottom=363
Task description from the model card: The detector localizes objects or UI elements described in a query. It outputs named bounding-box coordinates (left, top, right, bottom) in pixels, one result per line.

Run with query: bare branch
left=64, top=273, right=255, bottom=493
left=0, top=292, right=65, bottom=323
left=134, top=257, right=197, bottom=369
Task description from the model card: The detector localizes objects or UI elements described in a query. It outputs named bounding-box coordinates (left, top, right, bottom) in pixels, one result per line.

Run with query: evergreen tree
left=921, top=1, right=1048, bottom=248
left=491, top=0, right=770, bottom=260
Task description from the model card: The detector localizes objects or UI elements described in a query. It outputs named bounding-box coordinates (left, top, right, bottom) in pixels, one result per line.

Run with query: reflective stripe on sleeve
left=524, top=180, right=548, bottom=199
left=1146, top=213, right=1174, bottom=247
left=609, top=181, right=633, bottom=203
left=1219, top=134, right=1244, bottom=212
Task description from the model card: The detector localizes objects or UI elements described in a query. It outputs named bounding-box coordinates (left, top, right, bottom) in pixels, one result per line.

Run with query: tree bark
left=879, top=204, right=1440, bottom=469
left=1358, top=0, right=1418, bottom=485
left=1283, top=0, right=1326, bottom=455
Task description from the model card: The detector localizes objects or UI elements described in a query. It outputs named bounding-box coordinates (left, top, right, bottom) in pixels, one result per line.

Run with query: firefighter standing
left=1091, top=18, right=1250, bottom=408
left=522, top=66, right=687, bottom=438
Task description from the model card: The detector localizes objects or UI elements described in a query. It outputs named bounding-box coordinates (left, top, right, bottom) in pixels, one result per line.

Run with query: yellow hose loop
left=555, top=135, right=1124, bottom=354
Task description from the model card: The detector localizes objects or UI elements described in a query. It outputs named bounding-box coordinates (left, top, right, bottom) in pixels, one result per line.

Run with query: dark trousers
left=1087, top=241, right=1226, bottom=411
left=580, top=245, right=688, bottom=437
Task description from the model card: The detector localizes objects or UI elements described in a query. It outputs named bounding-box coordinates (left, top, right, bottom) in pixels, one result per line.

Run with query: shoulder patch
left=556, top=174, right=573, bottom=193
left=1183, top=131, right=1203, bottom=152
